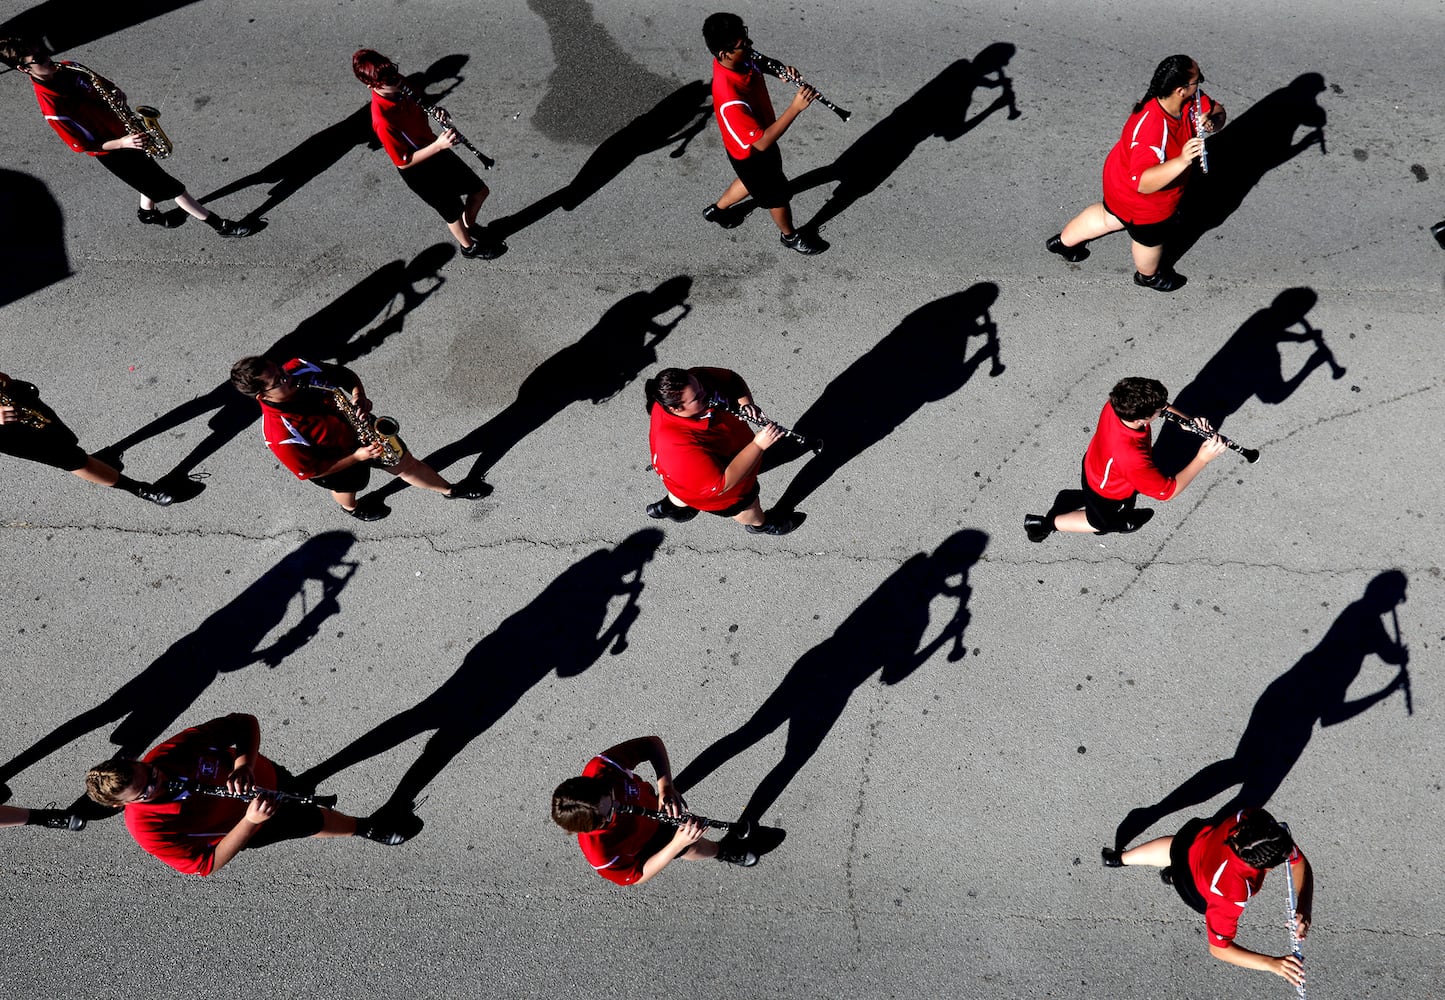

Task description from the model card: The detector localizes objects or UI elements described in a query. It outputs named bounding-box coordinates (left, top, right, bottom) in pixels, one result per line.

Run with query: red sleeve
left=718, top=99, right=764, bottom=152
left=370, top=95, right=430, bottom=166
left=1118, top=437, right=1177, bottom=500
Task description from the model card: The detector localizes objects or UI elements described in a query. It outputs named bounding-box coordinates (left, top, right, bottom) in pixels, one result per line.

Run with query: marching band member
left=551, top=736, right=756, bottom=885
left=700, top=13, right=825, bottom=255
left=1046, top=54, right=1224, bottom=291
left=1102, top=808, right=1312, bottom=989
left=643, top=366, right=801, bottom=536
left=0, top=370, right=173, bottom=506
left=1025, top=377, right=1224, bottom=541
left=85, top=713, right=415, bottom=876
left=1, top=37, right=251, bottom=236
left=229, top=356, right=489, bottom=521
left=352, top=49, right=505, bottom=260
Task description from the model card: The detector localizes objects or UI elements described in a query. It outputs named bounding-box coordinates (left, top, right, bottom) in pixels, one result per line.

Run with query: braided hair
left=1133, top=54, right=1196, bottom=113
left=1225, top=808, right=1295, bottom=869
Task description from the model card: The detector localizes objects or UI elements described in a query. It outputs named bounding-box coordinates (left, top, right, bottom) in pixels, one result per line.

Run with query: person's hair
left=86, top=759, right=137, bottom=807
left=551, top=775, right=611, bottom=833
left=1109, top=377, right=1169, bottom=421
left=702, top=13, right=746, bottom=56
left=1133, top=54, right=1196, bottom=113
left=352, top=49, right=402, bottom=88
left=642, top=367, right=693, bottom=413
left=0, top=36, right=44, bottom=69
left=1226, top=809, right=1294, bottom=868
left=230, top=356, right=278, bottom=396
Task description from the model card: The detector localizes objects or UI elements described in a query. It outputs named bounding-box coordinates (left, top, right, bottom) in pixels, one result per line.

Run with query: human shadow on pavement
left=786, top=43, right=1020, bottom=233
left=197, top=57, right=470, bottom=226
left=761, top=283, right=1005, bottom=515
left=0, top=169, right=68, bottom=307
left=675, top=529, right=986, bottom=828
left=366, top=276, right=692, bottom=504
left=0, top=532, right=358, bottom=819
left=1164, top=73, right=1327, bottom=269
left=95, top=244, right=452, bottom=500
left=489, top=82, right=711, bottom=239
left=1113, top=570, right=1411, bottom=850
left=0, top=2, right=201, bottom=52
left=293, top=529, right=664, bottom=821
left=1153, top=287, right=1347, bottom=474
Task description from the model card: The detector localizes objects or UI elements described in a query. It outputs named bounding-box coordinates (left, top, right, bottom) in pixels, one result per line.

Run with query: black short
left=1169, top=817, right=1209, bottom=914
left=728, top=144, right=790, bottom=209
left=244, top=800, right=327, bottom=851
left=704, top=483, right=762, bottom=518
left=97, top=149, right=187, bottom=202
left=0, top=397, right=88, bottom=471
left=1080, top=461, right=1137, bottom=533
left=311, top=461, right=374, bottom=494
left=399, top=149, right=486, bottom=223
left=1102, top=196, right=1176, bottom=248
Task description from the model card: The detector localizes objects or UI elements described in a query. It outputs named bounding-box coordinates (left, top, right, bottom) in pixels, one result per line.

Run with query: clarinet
left=617, top=803, right=751, bottom=840
left=1192, top=92, right=1210, bottom=173
left=1160, top=408, right=1259, bottom=463
left=1284, top=847, right=1308, bottom=999
left=708, top=393, right=823, bottom=453
left=398, top=84, right=495, bottom=169
left=166, top=779, right=337, bottom=808
left=748, top=50, right=851, bottom=122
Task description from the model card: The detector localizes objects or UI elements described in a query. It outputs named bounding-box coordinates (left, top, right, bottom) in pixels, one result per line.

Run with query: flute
left=617, top=803, right=751, bottom=840
left=749, top=50, right=851, bottom=122
left=1161, top=408, right=1259, bottom=463
left=398, top=83, right=495, bottom=168
left=708, top=393, right=823, bottom=453
left=1391, top=606, right=1413, bottom=715
left=166, top=779, right=337, bottom=808
left=1192, top=92, right=1210, bottom=174
left=1284, top=851, right=1308, bottom=999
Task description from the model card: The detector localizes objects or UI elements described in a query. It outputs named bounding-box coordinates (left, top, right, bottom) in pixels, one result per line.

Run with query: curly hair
left=1108, top=377, right=1169, bottom=422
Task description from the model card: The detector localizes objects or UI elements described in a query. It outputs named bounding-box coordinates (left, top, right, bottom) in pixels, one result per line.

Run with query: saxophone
left=314, top=382, right=405, bottom=467
left=65, top=61, right=173, bottom=159
left=0, top=376, right=53, bottom=429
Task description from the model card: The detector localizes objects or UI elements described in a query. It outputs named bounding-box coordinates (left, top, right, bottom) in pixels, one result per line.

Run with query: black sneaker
left=645, top=498, right=699, bottom=522
left=1133, top=269, right=1185, bottom=292
left=134, top=482, right=175, bottom=506
left=213, top=218, right=253, bottom=238
left=31, top=807, right=85, bottom=832
left=1433, top=219, right=1445, bottom=249
left=1024, top=514, right=1052, bottom=543
left=1159, top=866, right=1174, bottom=886
left=716, top=843, right=758, bottom=867
left=1101, top=847, right=1124, bottom=868
left=1118, top=509, right=1155, bottom=533
left=357, top=811, right=423, bottom=846
left=703, top=204, right=743, bottom=229
left=781, top=230, right=826, bottom=256
left=745, top=511, right=803, bottom=535
left=462, top=229, right=508, bottom=260
left=1045, top=234, right=1089, bottom=262
left=342, top=503, right=387, bottom=522
left=444, top=481, right=493, bottom=500
left=137, top=207, right=165, bottom=226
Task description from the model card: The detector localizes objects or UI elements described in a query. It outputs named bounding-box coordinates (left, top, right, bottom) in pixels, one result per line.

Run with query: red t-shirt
left=1188, top=809, right=1302, bottom=950
left=124, top=718, right=280, bottom=876
left=577, top=755, right=661, bottom=886
left=258, top=358, right=361, bottom=481
left=1082, top=401, right=1176, bottom=501
left=711, top=57, right=776, bottom=160
left=648, top=367, right=756, bottom=511
left=29, top=62, right=127, bottom=155
left=1100, top=94, right=1213, bottom=224
left=370, top=90, right=435, bottom=167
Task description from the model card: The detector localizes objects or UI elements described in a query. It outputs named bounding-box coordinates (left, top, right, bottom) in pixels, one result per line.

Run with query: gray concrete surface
left=1, top=1, right=1441, bottom=997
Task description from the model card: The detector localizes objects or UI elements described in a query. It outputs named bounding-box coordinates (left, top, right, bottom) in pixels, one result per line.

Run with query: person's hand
left=1182, top=136, right=1205, bottom=162
left=1199, top=435, right=1228, bottom=461
left=1190, top=414, right=1215, bottom=435
left=737, top=401, right=764, bottom=423
left=354, top=442, right=386, bottom=462
left=0, top=405, right=16, bottom=426
left=788, top=83, right=818, bottom=113
left=437, top=127, right=462, bottom=149
left=1293, top=910, right=1311, bottom=940
left=109, top=134, right=147, bottom=151
left=656, top=776, right=685, bottom=819
left=244, top=794, right=276, bottom=826
left=432, top=105, right=452, bottom=126
left=351, top=388, right=373, bottom=415
left=226, top=761, right=256, bottom=796
left=1207, top=102, right=1227, bottom=130
left=670, top=816, right=706, bottom=848
left=753, top=422, right=786, bottom=450
left=1268, top=953, right=1305, bottom=987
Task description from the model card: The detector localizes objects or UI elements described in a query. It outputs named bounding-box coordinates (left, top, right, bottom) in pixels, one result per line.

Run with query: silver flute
left=708, top=393, right=823, bottom=453
left=1192, top=92, right=1210, bottom=174
left=1285, top=852, right=1308, bottom=999
left=398, top=83, right=495, bottom=168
